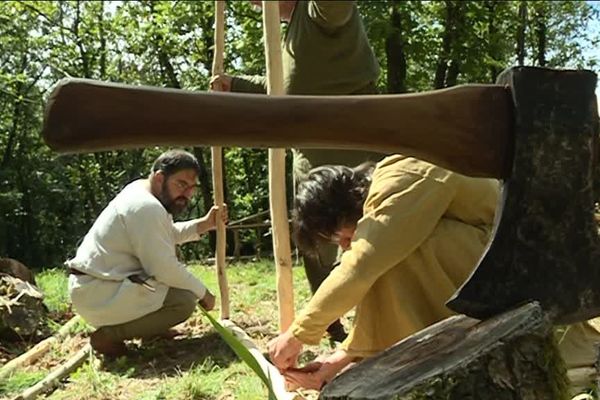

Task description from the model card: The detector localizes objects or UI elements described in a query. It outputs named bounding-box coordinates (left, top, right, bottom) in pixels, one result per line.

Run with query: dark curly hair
left=150, top=149, right=201, bottom=178
left=293, top=162, right=375, bottom=253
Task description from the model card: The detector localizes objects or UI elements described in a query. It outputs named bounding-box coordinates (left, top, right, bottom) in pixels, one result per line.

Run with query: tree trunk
left=15, top=171, right=39, bottom=266
left=73, top=0, right=90, bottom=79
left=433, top=1, right=463, bottom=89
left=516, top=1, right=527, bottom=66
left=486, top=0, right=499, bottom=82
left=148, top=2, right=181, bottom=89
left=433, top=16, right=450, bottom=89
left=98, top=2, right=106, bottom=79
left=320, top=302, right=568, bottom=400
left=1, top=87, right=22, bottom=169
left=385, top=0, right=407, bottom=94
left=534, top=6, right=547, bottom=67
left=445, top=59, right=460, bottom=87
left=592, top=103, right=598, bottom=252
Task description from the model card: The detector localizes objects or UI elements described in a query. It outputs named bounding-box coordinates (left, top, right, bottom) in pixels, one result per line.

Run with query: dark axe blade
left=42, top=79, right=512, bottom=179
left=447, top=67, right=600, bottom=324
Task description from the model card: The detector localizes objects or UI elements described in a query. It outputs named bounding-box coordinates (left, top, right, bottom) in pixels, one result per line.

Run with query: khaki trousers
left=557, top=319, right=600, bottom=394
left=96, top=287, right=197, bottom=341
left=558, top=319, right=600, bottom=369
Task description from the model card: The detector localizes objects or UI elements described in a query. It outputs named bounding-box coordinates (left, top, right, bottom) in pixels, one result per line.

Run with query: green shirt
left=232, top=1, right=380, bottom=95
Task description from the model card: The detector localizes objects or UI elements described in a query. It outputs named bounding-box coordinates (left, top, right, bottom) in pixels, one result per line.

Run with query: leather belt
left=69, top=268, right=86, bottom=276
left=68, top=268, right=155, bottom=292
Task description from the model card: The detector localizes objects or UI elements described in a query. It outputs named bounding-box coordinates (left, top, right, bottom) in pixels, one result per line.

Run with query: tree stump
left=0, top=275, right=47, bottom=339
left=320, top=302, right=568, bottom=400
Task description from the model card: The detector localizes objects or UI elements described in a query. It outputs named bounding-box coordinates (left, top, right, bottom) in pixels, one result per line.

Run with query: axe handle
left=42, top=79, right=513, bottom=179
left=211, top=0, right=229, bottom=321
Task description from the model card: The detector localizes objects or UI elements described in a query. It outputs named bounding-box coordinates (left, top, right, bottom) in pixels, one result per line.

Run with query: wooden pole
left=262, top=1, right=294, bottom=332
left=15, top=343, right=91, bottom=400
left=211, top=0, right=229, bottom=320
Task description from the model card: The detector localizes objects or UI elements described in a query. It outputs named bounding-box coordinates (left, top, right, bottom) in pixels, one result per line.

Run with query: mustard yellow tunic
left=290, top=155, right=499, bottom=358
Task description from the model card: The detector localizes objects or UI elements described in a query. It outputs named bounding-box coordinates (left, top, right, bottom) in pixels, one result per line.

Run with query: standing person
left=267, top=155, right=499, bottom=389
left=210, top=0, right=385, bottom=342
left=66, top=149, right=227, bottom=357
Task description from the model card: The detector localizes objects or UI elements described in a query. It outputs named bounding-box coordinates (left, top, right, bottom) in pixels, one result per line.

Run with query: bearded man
left=66, top=149, right=226, bottom=357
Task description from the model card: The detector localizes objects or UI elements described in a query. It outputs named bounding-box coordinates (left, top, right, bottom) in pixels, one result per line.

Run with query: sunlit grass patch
left=36, top=268, right=70, bottom=315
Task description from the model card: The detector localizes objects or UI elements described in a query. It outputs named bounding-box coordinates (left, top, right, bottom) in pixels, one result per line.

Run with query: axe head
left=447, top=67, right=600, bottom=324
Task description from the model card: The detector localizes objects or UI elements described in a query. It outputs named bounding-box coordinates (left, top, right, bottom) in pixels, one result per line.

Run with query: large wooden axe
left=42, top=67, right=600, bottom=324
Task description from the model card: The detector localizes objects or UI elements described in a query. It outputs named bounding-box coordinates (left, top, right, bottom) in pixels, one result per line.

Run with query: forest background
left=1, top=0, right=599, bottom=269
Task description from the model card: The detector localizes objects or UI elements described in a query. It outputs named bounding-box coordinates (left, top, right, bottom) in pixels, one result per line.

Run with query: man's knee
left=165, top=288, right=197, bottom=320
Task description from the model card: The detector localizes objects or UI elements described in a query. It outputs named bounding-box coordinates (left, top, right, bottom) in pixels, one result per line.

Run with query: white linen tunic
left=66, top=180, right=207, bottom=327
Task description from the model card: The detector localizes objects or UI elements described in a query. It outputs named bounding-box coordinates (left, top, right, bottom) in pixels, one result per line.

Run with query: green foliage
left=152, top=360, right=226, bottom=399
left=199, top=307, right=277, bottom=400
left=0, top=0, right=598, bottom=268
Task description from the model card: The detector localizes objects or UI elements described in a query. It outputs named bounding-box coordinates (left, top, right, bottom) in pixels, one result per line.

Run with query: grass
left=36, top=268, right=71, bottom=315
left=3, top=261, right=597, bottom=400
left=0, top=369, right=47, bottom=396
left=1, top=261, right=329, bottom=400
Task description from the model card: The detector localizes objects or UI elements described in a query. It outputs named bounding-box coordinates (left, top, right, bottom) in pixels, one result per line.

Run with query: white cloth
left=66, top=180, right=207, bottom=327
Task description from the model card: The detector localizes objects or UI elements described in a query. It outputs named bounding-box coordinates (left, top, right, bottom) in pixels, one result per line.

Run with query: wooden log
left=228, top=210, right=270, bottom=226
left=220, top=319, right=297, bottom=400
left=211, top=0, right=230, bottom=320
left=262, top=0, right=294, bottom=332
left=320, top=302, right=568, bottom=400
left=228, top=222, right=272, bottom=230
left=14, top=343, right=91, bottom=400
left=205, top=255, right=262, bottom=264
left=0, top=315, right=82, bottom=381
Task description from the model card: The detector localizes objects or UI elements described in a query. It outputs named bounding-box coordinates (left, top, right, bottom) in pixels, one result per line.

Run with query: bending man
left=67, top=149, right=226, bottom=357
left=268, top=155, right=499, bottom=389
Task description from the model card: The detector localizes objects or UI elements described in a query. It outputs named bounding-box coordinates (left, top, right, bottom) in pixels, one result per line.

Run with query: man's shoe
left=90, top=330, right=127, bottom=357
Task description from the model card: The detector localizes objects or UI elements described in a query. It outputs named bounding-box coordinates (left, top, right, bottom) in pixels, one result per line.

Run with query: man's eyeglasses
left=173, top=180, right=199, bottom=192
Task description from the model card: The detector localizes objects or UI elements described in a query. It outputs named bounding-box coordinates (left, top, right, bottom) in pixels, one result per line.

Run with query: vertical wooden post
left=211, top=0, right=229, bottom=320
left=262, top=1, right=294, bottom=332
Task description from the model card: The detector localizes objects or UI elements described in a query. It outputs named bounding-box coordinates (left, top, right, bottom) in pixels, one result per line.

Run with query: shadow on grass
left=101, top=331, right=237, bottom=379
